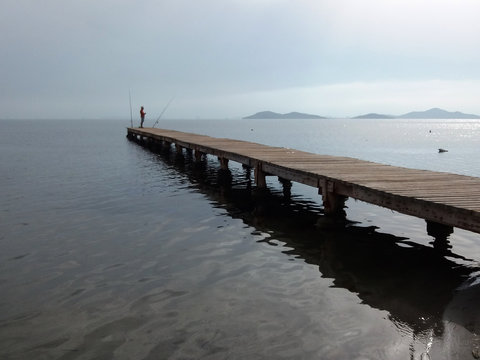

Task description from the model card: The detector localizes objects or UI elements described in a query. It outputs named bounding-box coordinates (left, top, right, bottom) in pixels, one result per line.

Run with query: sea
left=1, top=118, right=480, bottom=360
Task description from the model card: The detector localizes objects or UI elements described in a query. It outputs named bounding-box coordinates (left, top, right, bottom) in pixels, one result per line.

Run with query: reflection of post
left=184, top=148, right=193, bottom=162
left=278, top=177, right=292, bottom=199
left=426, top=220, right=453, bottom=251
left=150, top=139, right=162, bottom=152
left=320, top=179, right=347, bottom=216
left=254, top=162, right=266, bottom=188
left=147, top=138, right=155, bottom=151
left=163, top=141, right=172, bottom=153
left=217, top=157, right=232, bottom=188
left=243, top=165, right=252, bottom=189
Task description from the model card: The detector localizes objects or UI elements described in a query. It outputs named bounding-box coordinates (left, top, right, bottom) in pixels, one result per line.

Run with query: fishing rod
left=128, top=89, right=133, bottom=127
left=152, top=97, right=175, bottom=128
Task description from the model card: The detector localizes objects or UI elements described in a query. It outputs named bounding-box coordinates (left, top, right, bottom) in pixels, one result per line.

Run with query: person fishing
left=140, top=106, right=146, bottom=128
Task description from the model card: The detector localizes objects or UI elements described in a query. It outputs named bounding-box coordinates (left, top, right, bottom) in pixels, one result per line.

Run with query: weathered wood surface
left=127, top=127, right=480, bottom=234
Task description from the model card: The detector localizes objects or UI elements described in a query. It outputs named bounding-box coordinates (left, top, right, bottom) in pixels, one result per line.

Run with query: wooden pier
left=127, top=127, right=480, bottom=236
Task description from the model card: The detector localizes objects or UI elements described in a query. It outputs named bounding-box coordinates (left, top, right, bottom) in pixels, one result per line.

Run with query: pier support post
left=194, top=150, right=205, bottom=162
left=183, top=148, right=193, bottom=162
left=254, top=162, right=266, bottom=188
left=320, top=180, right=347, bottom=216
left=175, top=144, right=184, bottom=162
left=316, top=181, right=348, bottom=229
left=218, top=157, right=229, bottom=170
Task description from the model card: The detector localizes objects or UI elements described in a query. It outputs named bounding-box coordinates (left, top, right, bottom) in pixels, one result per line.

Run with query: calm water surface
left=1, top=118, right=480, bottom=359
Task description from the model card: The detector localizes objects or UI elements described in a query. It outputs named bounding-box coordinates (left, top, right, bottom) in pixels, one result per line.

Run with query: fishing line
left=128, top=89, right=133, bottom=127
left=152, top=97, right=175, bottom=128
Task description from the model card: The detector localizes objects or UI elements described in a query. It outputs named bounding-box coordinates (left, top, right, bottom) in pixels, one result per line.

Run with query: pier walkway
left=127, top=127, right=480, bottom=235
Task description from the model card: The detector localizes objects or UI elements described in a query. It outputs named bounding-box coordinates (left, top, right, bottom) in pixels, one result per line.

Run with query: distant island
left=243, top=111, right=325, bottom=119
left=244, top=108, right=480, bottom=120
left=398, top=108, right=480, bottom=119
left=355, top=108, right=480, bottom=119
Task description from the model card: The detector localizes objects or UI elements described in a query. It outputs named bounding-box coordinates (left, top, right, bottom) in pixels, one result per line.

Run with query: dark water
left=1, top=119, right=480, bottom=359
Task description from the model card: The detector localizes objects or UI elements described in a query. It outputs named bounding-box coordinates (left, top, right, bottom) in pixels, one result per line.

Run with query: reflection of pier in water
left=129, top=136, right=480, bottom=347
left=127, top=127, right=480, bottom=239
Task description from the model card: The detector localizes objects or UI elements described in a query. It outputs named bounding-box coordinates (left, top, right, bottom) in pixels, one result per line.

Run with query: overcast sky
left=2, top=0, right=480, bottom=119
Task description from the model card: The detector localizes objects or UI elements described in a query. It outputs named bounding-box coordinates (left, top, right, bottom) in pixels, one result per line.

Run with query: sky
left=1, top=0, right=480, bottom=119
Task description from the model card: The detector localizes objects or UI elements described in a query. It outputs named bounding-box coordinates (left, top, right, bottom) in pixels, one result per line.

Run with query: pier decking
left=127, top=127, right=480, bottom=235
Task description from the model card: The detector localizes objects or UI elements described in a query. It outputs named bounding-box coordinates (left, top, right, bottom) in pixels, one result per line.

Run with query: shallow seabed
left=1, top=119, right=480, bottom=359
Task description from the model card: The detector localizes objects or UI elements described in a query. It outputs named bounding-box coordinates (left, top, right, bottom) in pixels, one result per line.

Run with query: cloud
left=1, top=0, right=479, bottom=119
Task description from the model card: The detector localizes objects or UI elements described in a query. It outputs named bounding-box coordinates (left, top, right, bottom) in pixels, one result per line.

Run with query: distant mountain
left=243, top=111, right=325, bottom=119
left=283, top=112, right=326, bottom=119
left=398, top=108, right=480, bottom=119
left=245, top=108, right=480, bottom=120
left=353, top=113, right=395, bottom=119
